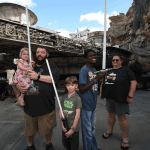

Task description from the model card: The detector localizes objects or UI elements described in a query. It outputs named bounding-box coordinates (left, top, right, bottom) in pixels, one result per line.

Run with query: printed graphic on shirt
left=107, top=72, right=117, bottom=81
left=64, top=100, right=73, bottom=108
left=64, top=110, right=73, bottom=114
left=64, top=100, right=74, bottom=114
left=88, top=71, right=98, bottom=92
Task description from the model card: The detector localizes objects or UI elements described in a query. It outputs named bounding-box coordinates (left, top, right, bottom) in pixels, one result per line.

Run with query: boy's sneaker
left=46, top=143, right=54, bottom=150
left=26, top=144, right=35, bottom=150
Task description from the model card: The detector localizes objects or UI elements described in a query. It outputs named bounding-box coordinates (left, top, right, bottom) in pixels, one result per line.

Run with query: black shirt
left=102, top=66, right=136, bottom=104
left=24, top=62, right=60, bottom=117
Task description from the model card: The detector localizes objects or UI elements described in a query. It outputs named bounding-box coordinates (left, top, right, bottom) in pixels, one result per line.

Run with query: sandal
left=16, top=101, right=20, bottom=106
left=102, top=132, right=113, bottom=139
left=121, top=141, right=129, bottom=150
left=15, top=100, right=24, bottom=108
left=18, top=97, right=25, bottom=106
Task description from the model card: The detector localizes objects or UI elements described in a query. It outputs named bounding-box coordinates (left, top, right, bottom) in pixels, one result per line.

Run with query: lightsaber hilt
left=26, top=5, right=32, bottom=67
left=94, top=68, right=113, bottom=74
left=61, top=118, right=70, bottom=132
left=45, top=58, right=65, bottom=119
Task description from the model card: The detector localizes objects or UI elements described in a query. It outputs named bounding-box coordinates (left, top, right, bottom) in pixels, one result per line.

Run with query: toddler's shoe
left=18, top=97, right=25, bottom=106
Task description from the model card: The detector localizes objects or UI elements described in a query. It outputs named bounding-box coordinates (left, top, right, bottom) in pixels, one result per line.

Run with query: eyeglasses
left=112, top=59, right=119, bottom=62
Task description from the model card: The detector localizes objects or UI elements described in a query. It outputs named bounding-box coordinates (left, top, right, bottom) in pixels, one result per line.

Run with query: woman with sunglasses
left=100, top=53, right=137, bottom=150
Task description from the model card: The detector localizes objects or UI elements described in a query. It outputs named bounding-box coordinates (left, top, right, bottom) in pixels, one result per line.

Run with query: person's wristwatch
left=37, top=72, right=41, bottom=81
left=127, top=95, right=133, bottom=99
left=71, top=126, right=76, bottom=131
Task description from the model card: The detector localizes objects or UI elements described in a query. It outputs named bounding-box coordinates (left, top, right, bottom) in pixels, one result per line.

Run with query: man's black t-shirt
left=102, top=66, right=136, bottom=104
left=24, top=62, right=60, bottom=117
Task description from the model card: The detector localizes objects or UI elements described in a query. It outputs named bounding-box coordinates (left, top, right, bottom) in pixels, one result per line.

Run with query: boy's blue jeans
left=81, top=109, right=98, bottom=150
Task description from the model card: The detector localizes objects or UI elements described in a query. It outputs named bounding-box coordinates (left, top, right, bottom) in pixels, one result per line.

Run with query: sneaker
left=46, top=143, right=54, bottom=150
left=26, top=144, right=35, bottom=150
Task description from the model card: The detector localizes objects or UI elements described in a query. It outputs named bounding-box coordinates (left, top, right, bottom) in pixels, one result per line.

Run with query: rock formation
left=108, top=0, right=150, bottom=73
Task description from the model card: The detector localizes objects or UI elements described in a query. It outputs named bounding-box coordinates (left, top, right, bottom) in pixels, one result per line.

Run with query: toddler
left=12, top=47, right=35, bottom=106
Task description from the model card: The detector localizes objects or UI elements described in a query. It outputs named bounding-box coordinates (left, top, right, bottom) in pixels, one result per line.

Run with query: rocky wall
left=108, top=1, right=150, bottom=73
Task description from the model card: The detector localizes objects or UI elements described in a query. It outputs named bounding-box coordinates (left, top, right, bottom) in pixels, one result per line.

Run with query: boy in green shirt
left=59, top=76, right=82, bottom=150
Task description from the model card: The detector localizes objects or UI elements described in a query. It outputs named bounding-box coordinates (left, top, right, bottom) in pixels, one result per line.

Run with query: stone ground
left=0, top=89, right=150, bottom=150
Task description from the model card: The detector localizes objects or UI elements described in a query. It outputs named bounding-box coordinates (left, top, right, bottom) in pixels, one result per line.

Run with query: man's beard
left=35, top=56, right=47, bottom=65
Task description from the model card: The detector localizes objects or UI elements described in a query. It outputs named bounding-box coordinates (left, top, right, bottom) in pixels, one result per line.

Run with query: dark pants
left=62, top=130, right=79, bottom=150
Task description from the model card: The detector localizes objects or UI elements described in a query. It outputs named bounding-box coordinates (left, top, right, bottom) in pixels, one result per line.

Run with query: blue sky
left=0, top=0, right=133, bottom=37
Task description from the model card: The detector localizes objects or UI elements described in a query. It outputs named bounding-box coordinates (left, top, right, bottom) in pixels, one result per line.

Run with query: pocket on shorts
left=47, top=110, right=57, bottom=128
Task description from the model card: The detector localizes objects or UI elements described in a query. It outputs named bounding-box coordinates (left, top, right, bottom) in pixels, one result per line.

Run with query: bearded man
left=17, top=46, right=60, bottom=150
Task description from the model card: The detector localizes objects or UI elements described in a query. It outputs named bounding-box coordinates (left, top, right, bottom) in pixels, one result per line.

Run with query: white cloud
left=111, top=11, right=119, bottom=16
left=0, top=0, right=36, bottom=7
left=57, top=29, right=71, bottom=38
left=56, top=11, right=120, bottom=38
left=49, top=23, right=51, bottom=25
left=80, top=11, right=119, bottom=30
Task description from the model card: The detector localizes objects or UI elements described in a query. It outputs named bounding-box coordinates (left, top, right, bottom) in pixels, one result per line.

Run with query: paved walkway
left=0, top=90, right=150, bottom=150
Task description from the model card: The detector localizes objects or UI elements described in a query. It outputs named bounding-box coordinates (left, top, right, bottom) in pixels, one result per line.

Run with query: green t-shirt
left=61, top=93, right=82, bottom=132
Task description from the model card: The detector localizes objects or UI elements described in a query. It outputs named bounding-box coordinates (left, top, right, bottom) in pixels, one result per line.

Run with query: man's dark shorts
left=106, top=99, right=130, bottom=116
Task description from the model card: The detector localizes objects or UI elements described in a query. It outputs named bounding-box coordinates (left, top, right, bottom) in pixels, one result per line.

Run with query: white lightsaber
left=46, top=58, right=64, bottom=118
left=94, top=68, right=113, bottom=73
left=102, top=0, right=107, bottom=69
left=26, top=5, right=32, bottom=67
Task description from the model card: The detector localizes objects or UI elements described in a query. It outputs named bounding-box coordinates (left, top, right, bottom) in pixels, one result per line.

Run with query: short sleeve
left=50, top=62, right=60, bottom=84
left=79, top=68, right=88, bottom=85
left=127, top=67, right=136, bottom=81
left=75, top=95, right=82, bottom=109
left=13, top=58, right=21, bottom=64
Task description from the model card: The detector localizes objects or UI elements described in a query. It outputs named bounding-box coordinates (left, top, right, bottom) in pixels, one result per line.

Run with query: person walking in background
left=16, top=46, right=60, bottom=150
left=79, top=49, right=106, bottom=150
left=100, top=53, right=137, bottom=150
left=59, top=76, right=82, bottom=150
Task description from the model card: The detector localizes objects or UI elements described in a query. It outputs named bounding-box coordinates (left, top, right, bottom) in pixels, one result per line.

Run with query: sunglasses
left=112, top=59, right=120, bottom=62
